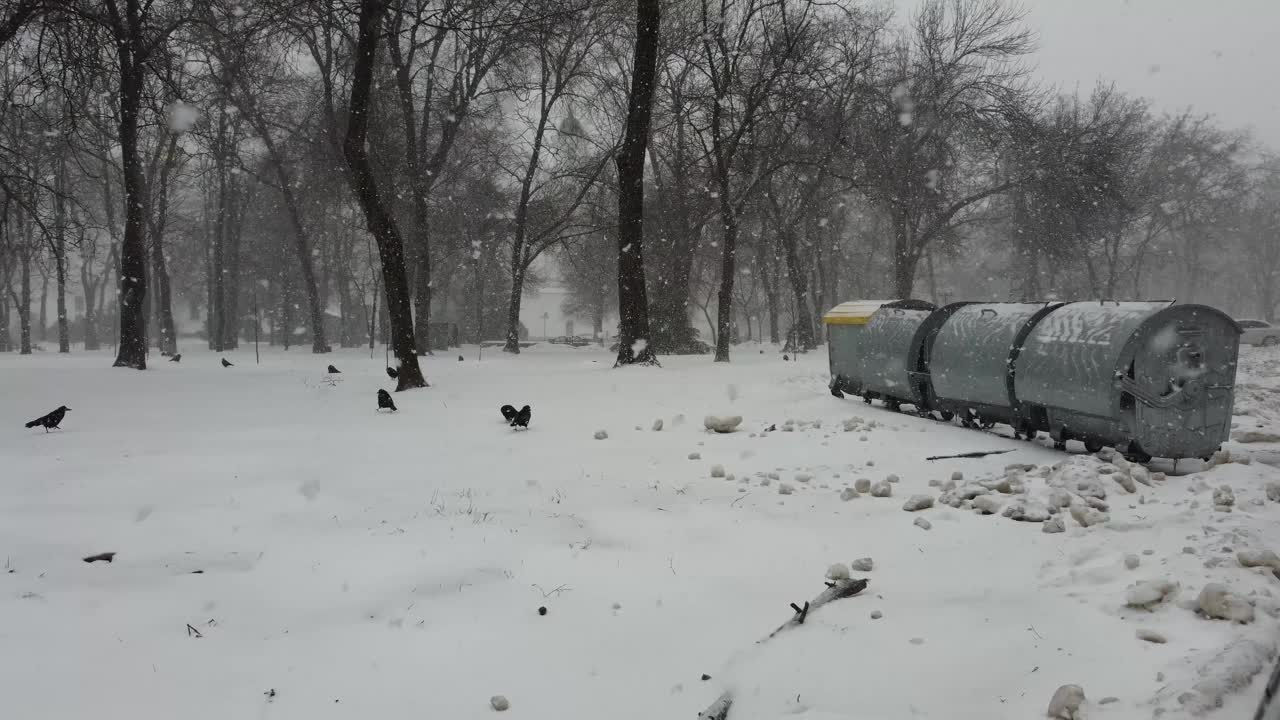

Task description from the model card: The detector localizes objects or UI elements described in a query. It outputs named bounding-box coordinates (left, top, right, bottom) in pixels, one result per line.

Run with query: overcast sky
left=889, top=0, right=1279, bottom=149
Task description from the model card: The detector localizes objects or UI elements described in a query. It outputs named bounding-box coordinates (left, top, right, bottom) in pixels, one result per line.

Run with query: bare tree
left=613, top=0, right=659, bottom=364
left=499, top=6, right=614, bottom=354
left=693, top=0, right=817, bottom=361
left=342, top=0, right=427, bottom=389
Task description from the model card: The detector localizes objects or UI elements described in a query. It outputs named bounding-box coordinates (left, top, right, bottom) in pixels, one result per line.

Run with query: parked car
left=566, top=335, right=592, bottom=347
left=1237, top=319, right=1280, bottom=346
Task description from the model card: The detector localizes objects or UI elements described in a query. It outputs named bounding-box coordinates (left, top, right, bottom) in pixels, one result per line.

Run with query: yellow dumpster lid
left=823, top=300, right=898, bottom=326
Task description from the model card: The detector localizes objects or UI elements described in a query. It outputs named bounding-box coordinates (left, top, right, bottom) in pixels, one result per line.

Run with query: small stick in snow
left=186, top=623, right=203, bottom=638
left=82, top=552, right=116, bottom=563
left=696, top=577, right=869, bottom=719
left=789, top=601, right=811, bottom=624
left=925, top=449, right=1015, bottom=461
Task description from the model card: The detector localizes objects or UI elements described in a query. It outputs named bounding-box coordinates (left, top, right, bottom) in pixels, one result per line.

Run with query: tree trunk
left=777, top=223, right=814, bottom=350
left=892, top=212, right=919, bottom=299
left=413, top=238, right=432, bottom=353
left=503, top=262, right=525, bottom=353
left=17, top=249, right=32, bottom=354
left=38, top=269, right=47, bottom=342
left=613, top=0, right=661, bottom=365
left=111, top=16, right=148, bottom=370
left=149, top=134, right=178, bottom=355
left=0, top=294, right=9, bottom=352
left=763, top=241, right=780, bottom=344
left=212, top=138, right=227, bottom=352
left=222, top=176, right=243, bottom=349
left=343, top=0, right=426, bottom=390
left=54, top=187, right=69, bottom=352
left=242, top=102, right=329, bottom=353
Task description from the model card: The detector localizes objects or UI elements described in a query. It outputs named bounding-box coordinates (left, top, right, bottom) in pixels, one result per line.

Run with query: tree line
left=1, top=0, right=1277, bottom=378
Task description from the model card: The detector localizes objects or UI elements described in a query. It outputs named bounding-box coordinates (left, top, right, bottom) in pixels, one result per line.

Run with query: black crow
left=500, top=404, right=518, bottom=422
left=510, top=405, right=531, bottom=429
left=327, top=364, right=341, bottom=374
left=386, top=366, right=399, bottom=380
left=25, top=405, right=70, bottom=432
left=221, top=358, right=233, bottom=367
left=458, top=355, right=464, bottom=362
left=169, top=354, right=182, bottom=363
left=377, top=388, right=397, bottom=412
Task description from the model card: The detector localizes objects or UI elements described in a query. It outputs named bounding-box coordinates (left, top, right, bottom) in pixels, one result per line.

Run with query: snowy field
left=3, top=343, right=1280, bottom=719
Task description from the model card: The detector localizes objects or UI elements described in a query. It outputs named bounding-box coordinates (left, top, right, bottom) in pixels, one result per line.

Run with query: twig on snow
left=925, top=449, right=1014, bottom=461
left=82, top=552, right=116, bottom=563
left=186, top=623, right=203, bottom=638
left=696, top=577, right=870, bottom=719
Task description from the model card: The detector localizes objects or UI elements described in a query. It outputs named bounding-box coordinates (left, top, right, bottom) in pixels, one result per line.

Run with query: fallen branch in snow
left=82, top=552, right=116, bottom=563
left=696, top=577, right=869, bottom=718
left=926, top=449, right=1014, bottom=461
left=186, top=623, right=203, bottom=638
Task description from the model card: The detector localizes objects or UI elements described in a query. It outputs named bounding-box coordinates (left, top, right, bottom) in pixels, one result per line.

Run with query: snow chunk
left=1126, top=579, right=1178, bottom=608
left=1198, top=583, right=1255, bottom=623
left=839, top=488, right=857, bottom=501
left=854, top=478, right=872, bottom=493
left=1046, top=684, right=1085, bottom=719
left=688, top=452, right=702, bottom=460
left=1069, top=503, right=1109, bottom=528
left=652, top=419, right=664, bottom=431
left=870, top=481, right=892, bottom=498
left=972, top=495, right=1002, bottom=515
left=1212, top=485, right=1235, bottom=509
left=710, top=464, right=726, bottom=478
left=1042, top=517, right=1065, bottom=534
left=593, top=430, right=608, bottom=440
left=1267, top=482, right=1280, bottom=503
left=778, top=483, right=794, bottom=495
left=704, top=415, right=743, bottom=433
left=851, top=557, right=873, bottom=572
left=1124, top=554, right=1140, bottom=570
left=1238, top=549, right=1280, bottom=570
left=914, top=517, right=932, bottom=530
left=490, top=695, right=510, bottom=711
left=1003, top=500, right=1050, bottom=522
left=795, top=472, right=813, bottom=483
left=826, top=563, right=850, bottom=581
left=885, top=473, right=900, bottom=484
left=902, top=495, right=934, bottom=511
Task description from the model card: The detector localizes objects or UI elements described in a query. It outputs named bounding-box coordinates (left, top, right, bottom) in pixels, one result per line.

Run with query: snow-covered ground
left=2, top=343, right=1279, bottom=719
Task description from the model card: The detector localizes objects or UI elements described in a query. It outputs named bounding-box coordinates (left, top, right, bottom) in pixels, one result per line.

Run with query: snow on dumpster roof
left=823, top=300, right=898, bottom=326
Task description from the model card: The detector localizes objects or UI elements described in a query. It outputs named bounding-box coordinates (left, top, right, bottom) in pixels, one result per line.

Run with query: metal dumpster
left=929, top=302, right=1062, bottom=433
left=1013, top=301, right=1240, bottom=460
left=823, top=300, right=896, bottom=397
left=855, top=299, right=937, bottom=409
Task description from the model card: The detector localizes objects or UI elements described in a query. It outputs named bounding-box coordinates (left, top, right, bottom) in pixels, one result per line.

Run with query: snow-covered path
left=2, top=344, right=1278, bottom=719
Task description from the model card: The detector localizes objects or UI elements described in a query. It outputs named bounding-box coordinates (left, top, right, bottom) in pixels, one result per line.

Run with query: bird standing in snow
left=25, top=405, right=70, bottom=432
left=327, top=364, right=341, bottom=374
left=377, top=389, right=397, bottom=412
left=221, top=358, right=233, bottom=367
left=500, top=404, right=518, bottom=423
left=386, top=366, right=398, bottom=380
left=510, top=405, right=531, bottom=429
left=169, top=354, right=181, bottom=363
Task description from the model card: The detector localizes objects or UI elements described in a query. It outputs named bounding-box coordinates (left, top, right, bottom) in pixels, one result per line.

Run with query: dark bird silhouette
left=458, top=355, right=464, bottom=362
left=221, top=358, right=233, bottom=367
left=500, top=404, right=518, bottom=422
left=327, top=364, right=341, bottom=374
left=377, top=388, right=397, bottom=412
left=25, top=405, right=70, bottom=432
left=169, top=354, right=182, bottom=363
left=386, top=366, right=399, bottom=380
left=510, top=405, right=531, bottom=429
